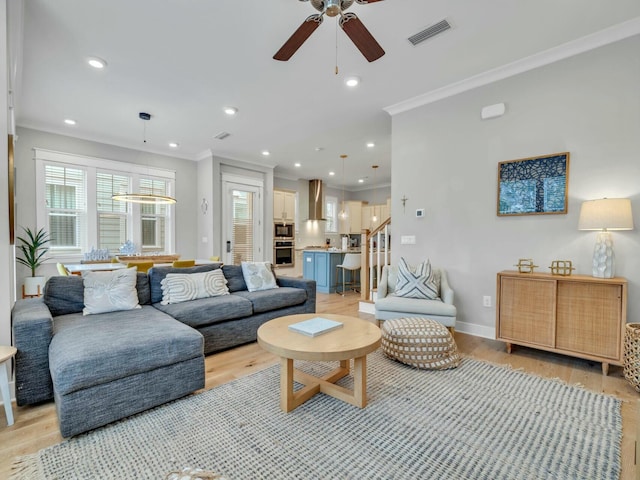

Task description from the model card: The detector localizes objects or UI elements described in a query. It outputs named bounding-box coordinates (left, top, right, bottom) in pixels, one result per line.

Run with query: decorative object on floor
left=578, top=198, right=634, bottom=278
left=381, top=317, right=459, bottom=369
left=273, top=0, right=385, bottom=63
left=11, top=352, right=622, bottom=480
left=623, top=323, right=640, bottom=393
left=549, top=260, right=575, bottom=276
left=16, top=227, right=50, bottom=298
left=497, top=152, right=569, bottom=216
left=166, top=467, right=227, bottom=480
left=514, top=258, right=538, bottom=274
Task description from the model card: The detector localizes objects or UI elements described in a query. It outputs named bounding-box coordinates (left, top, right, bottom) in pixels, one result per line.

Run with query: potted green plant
left=16, top=227, right=50, bottom=296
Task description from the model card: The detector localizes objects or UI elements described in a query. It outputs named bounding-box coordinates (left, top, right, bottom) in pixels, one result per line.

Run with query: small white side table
left=0, top=346, right=17, bottom=426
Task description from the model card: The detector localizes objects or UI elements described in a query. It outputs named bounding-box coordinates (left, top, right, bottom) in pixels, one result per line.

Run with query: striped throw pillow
left=394, top=257, right=440, bottom=299
left=160, top=269, right=229, bottom=305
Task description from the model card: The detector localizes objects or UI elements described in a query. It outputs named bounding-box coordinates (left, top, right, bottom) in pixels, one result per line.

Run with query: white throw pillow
left=394, top=257, right=440, bottom=300
left=160, top=269, right=229, bottom=305
left=83, top=267, right=141, bottom=315
left=241, top=261, right=279, bottom=292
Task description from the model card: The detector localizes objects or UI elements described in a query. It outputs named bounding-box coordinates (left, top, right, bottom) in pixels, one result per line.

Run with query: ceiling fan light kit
left=274, top=0, right=385, bottom=63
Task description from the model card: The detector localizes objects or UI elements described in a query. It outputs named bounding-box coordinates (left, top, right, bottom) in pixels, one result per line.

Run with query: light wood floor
left=1, top=293, right=638, bottom=479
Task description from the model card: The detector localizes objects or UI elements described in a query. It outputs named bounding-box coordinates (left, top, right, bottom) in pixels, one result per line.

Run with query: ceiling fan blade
left=339, top=13, right=385, bottom=62
left=355, top=0, right=384, bottom=4
left=273, top=14, right=323, bottom=61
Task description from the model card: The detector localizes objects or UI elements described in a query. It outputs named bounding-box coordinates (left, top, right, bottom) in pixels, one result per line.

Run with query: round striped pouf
left=381, top=317, right=460, bottom=370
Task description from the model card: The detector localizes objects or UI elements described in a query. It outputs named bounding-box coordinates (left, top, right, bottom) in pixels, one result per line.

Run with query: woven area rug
left=12, top=351, right=621, bottom=480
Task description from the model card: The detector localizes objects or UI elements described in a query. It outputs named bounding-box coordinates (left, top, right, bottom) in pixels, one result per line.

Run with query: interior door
left=222, top=177, right=263, bottom=266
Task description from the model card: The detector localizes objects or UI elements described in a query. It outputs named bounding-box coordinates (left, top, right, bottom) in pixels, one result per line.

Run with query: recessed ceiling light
left=329, top=171, right=335, bottom=176
left=64, top=119, right=76, bottom=125
left=367, top=142, right=375, bottom=148
left=294, top=163, right=301, bottom=167
left=87, top=57, right=107, bottom=69
left=358, top=178, right=364, bottom=183
left=345, top=76, right=360, bottom=87
left=315, top=147, right=324, bottom=152
left=224, top=106, right=238, bottom=115
left=261, top=150, right=270, bottom=156
left=169, top=142, right=179, bottom=148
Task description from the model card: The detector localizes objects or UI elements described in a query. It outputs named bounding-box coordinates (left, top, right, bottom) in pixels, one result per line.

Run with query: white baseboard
left=359, top=301, right=375, bottom=315
left=454, top=321, right=495, bottom=339
left=357, top=304, right=496, bottom=340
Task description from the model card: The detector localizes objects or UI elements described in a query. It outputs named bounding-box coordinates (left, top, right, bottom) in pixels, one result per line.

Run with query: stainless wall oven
left=274, top=222, right=294, bottom=239
left=274, top=240, right=294, bottom=267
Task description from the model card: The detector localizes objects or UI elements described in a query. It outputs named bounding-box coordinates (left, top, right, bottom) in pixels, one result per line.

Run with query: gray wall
left=390, top=36, right=640, bottom=336
left=13, top=127, right=199, bottom=285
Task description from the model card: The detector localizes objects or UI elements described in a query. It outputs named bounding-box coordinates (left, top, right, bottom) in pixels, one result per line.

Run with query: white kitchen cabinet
left=274, top=190, right=296, bottom=223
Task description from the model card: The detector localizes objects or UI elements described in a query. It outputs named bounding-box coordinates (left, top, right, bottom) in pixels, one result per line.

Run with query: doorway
left=221, top=174, right=264, bottom=266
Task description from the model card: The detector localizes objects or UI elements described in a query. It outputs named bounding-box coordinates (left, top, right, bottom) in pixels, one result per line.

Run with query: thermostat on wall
left=416, top=209, right=425, bottom=218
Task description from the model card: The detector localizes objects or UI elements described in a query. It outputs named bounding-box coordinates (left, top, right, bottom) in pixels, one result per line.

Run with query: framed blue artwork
left=497, top=152, right=569, bottom=216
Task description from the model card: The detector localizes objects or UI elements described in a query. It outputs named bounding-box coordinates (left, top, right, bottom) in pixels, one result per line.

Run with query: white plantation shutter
left=35, top=149, right=176, bottom=259
left=232, top=190, right=254, bottom=264
left=139, top=177, right=169, bottom=252
left=97, top=172, right=130, bottom=253
left=45, top=165, right=87, bottom=251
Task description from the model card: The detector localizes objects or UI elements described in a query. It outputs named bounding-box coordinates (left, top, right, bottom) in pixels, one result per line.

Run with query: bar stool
left=336, top=253, right=361, bottom=296
left=0, top=346, right=17, bottom=426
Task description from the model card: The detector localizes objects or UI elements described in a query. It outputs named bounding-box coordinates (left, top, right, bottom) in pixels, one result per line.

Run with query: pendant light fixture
left=112, top=112, right=177, bottom=205
left=371, top=165, right=379, bottom=223
left=339, top=154, right=348, bottom=219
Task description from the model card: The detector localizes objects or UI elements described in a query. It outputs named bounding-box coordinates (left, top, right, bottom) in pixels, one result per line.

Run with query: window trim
left=34, top=148, right=176, bottom=262
left=325, top=195, right=338, bottom=233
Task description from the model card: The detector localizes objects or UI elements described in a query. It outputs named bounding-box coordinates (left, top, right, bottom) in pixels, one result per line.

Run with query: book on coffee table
left=288, top=317, right=344, bottom=337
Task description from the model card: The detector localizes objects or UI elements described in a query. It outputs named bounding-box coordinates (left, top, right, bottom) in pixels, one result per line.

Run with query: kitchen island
left=302, top=249, right=360, bottom=294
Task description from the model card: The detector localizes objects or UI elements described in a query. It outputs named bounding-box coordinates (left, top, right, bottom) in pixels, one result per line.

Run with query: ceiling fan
left=274, top=0, right=385, bottom=63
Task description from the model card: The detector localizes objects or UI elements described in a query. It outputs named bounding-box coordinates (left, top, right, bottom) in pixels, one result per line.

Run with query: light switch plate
left=400, top=235, right=416, bottom=245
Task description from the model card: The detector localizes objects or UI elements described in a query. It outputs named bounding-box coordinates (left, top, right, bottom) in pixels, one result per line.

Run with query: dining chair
left=173, top=260, right=196, bottom=268
left=56, top=263, right=70, bottom=276
left=127, top=262, right=154, bottom=273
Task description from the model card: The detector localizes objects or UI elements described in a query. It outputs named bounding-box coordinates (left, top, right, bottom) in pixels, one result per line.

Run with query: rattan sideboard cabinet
left=496, top=271, right=627, bottom=375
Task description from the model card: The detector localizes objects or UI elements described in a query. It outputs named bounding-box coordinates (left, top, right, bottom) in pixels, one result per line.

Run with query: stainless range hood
left=308, top=179, right=326, bottom=221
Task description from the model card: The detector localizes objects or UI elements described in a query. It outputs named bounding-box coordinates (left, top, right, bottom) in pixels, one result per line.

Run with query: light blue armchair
left=374, top=265, right=456, bottom=331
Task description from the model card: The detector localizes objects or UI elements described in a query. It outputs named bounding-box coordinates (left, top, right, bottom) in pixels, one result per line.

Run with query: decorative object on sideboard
left=83, top=247, right=111, bottom=262
left=16, top=227, right=50, bottom=297
left=514, top=258, right=538, bottom=274
left=119, top=240, right=138, bottom=255
left=497, top=152, right=569, bottom=216
left=578, top=198, right=634, bottom=278
left=549, top=260, right=575, bottom=276
left=111, top=112, right=177, bottom=205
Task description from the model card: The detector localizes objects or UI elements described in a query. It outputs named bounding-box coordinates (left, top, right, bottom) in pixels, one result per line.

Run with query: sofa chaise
left=12, top=263, right=316, bottom=437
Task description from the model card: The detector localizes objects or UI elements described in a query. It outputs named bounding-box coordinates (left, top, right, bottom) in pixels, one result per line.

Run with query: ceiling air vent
left=214, top=131, right=231, bottom=140
left=408, top=19, right=451, bottom=46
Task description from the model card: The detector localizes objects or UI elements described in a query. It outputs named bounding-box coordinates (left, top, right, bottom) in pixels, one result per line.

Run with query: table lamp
left=578, top=198, right=634, bottom=278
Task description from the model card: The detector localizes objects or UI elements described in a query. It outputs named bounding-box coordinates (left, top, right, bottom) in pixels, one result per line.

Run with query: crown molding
left=384, top=16, right=640, bottom=116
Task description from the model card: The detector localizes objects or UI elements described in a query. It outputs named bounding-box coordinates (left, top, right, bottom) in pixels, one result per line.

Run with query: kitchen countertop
left=301, top=248, right=361, bottom=253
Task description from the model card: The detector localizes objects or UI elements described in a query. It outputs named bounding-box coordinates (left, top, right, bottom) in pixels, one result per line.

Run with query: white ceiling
left=13, top=1, right=640, bottom=190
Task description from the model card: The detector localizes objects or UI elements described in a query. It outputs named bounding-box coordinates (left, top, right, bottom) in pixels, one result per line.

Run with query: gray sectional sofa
left=11, top=263, right=316, bottom=437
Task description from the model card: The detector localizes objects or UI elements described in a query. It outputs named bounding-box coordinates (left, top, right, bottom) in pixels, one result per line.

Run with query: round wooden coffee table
left=257, top=313, right=381, bottom=412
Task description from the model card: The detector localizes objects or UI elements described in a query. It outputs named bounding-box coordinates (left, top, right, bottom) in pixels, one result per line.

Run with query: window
left=35, top=149, right=175, bottom=259
left=325, top=195, right=338, bottom=233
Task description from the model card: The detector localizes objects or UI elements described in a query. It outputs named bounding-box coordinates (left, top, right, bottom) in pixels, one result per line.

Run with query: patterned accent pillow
left=241, top=261, right=279, bottom=292
left=394, top=257, right=440, bottom=300
left=83, top=267, right=141, bottom=315
left=160, top=269, right=229, bottom=305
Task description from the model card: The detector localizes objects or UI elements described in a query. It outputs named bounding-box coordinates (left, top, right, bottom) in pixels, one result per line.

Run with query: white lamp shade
left=578, top=198, right=634, bottom=231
